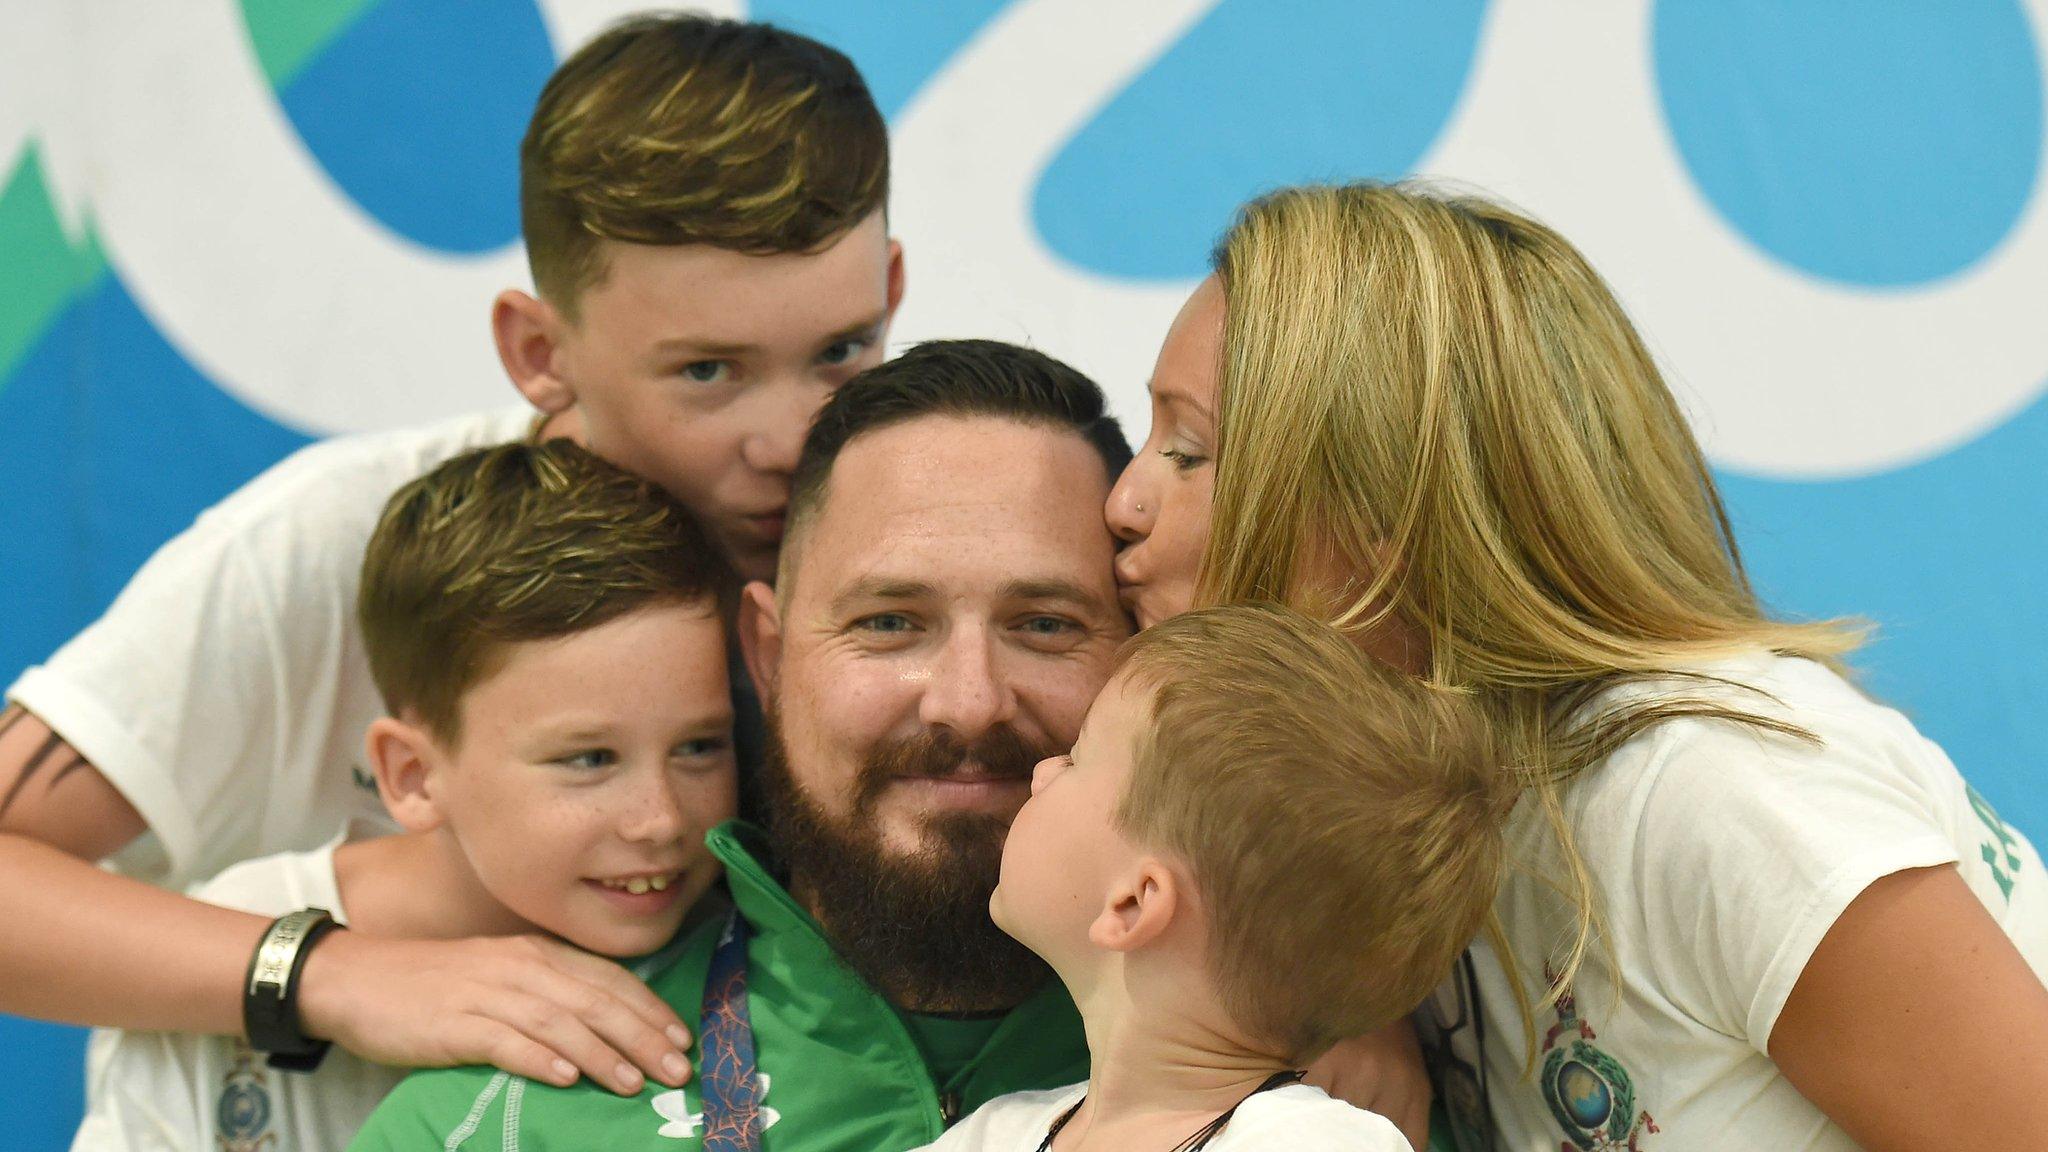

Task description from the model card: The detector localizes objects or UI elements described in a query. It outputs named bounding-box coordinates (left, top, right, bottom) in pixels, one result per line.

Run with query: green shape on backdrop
left=0, top=0, right=386, bottom=395
left=0, top=147, right=106, bottom=389
left=239, top=0, right=384, bottom=87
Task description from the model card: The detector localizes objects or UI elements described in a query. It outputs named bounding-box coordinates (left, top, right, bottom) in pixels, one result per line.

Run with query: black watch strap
left=243, top=907, right=340, bottom=1072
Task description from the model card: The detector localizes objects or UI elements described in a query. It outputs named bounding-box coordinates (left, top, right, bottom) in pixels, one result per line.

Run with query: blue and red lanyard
left=698, top=911, right=768, bottom=1152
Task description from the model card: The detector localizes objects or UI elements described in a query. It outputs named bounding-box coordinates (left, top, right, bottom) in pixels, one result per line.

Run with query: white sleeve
left=6, top=507, right=357, bottom=886
left=1629, top=719, right=1959, bottom=1051
left=10, top=522, right=286, bottom=880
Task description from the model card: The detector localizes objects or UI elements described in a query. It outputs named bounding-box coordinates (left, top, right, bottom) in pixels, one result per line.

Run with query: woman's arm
left=1770, top=863, right=2048, bottom=1150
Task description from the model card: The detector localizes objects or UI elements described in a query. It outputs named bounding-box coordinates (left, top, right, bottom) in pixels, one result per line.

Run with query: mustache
left=852, top=725, right=1046, bottom=804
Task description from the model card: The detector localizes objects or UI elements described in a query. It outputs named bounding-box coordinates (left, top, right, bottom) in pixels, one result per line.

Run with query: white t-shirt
left=917, top=1081, right=1412, bottom=1152
left=5, top=407, right=534, bottom=890
left=1422, top=651, right=2048, bottom=1152
left=72, top=828, right=405, bottom=1152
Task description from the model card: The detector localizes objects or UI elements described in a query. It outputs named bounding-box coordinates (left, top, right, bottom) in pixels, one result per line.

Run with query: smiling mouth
left=593, top=871, right=680, bottom=895
left=892, top=773, right=1031, bottom=811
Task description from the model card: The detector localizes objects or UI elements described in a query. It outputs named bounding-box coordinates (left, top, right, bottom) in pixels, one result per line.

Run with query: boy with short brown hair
left=75, top=441, right=741, bottom=1152
left=934, top=603, right=1505, bottom=1150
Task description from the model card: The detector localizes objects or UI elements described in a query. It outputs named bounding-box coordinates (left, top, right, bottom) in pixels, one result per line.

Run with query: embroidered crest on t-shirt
left=216, top=1043, right=277, bottom=1152
left=1539, top=969, right=1658, bottom=1152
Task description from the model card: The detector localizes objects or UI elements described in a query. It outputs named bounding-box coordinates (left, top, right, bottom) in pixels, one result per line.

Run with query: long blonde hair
left=1197, top=181, right=1864, bottom=1044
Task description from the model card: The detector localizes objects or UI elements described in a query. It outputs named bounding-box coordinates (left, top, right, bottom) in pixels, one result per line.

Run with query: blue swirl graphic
left=1655, top=0, right=2044, bottom=286
left=276, top=0, right=553, bottom=252
left=1034, top=0, right=1487, bottom=280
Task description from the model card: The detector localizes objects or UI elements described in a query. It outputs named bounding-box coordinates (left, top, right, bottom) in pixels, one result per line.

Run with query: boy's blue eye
left=675, top=737, right=729, bottom=759
left=819, top=338, right=867, bottom=366
left=1020, top=615, right=1074, bottom=635
left=680, top=360, right=730, bottom=384
left=561, top=749, right=617, bottom=771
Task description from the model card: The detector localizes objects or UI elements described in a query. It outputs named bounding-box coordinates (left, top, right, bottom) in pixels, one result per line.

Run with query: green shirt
left=902, top=1012, right=1005, bottom=1090
left=347, top=822, right=1088, bottom=1151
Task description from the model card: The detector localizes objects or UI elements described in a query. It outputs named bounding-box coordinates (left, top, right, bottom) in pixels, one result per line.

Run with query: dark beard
left=756, top=719, right=1054, bottom=1015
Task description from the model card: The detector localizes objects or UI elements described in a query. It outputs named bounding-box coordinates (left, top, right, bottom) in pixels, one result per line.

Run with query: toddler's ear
left=363, top=716, right=447, bottom=833
left=1088, top=859, right=1179, bottom=953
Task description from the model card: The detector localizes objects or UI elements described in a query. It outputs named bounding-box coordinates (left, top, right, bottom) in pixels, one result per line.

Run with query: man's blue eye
left=859, top=613, right=913, bottom=633
left=681, top=361, right=729, bottom=384
left=1022, top=616, right=1073, bottom=635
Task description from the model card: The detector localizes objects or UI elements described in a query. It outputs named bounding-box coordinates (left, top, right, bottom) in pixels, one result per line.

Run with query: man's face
left=741, top=414, right=1130, bottom=1009
left=551, top=211, right=901, bottom=582
left=752, top=414, right=1129, bottom=851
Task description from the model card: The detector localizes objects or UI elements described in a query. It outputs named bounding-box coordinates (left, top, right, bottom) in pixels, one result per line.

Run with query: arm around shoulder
left=0, top=704, right=269, bottom=1031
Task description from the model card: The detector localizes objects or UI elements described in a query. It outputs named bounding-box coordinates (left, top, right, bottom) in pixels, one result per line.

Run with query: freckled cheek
left=777, top=665, right=914, bottom=803
left=797, top=660, right=929, bottom=737
left=678, top=774, right=740, bottom=835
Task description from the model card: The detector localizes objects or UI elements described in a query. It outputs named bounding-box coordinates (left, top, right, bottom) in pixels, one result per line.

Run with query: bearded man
left=352, top=339, right=1131, bottom=1151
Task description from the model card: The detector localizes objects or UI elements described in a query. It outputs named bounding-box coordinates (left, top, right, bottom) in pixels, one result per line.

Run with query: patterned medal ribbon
left=699, top=910, right=767, bottom=1152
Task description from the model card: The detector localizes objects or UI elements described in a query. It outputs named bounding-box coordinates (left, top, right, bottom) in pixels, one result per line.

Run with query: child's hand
left=1306, top=1018, right=1432, bottom=1151
left=295, top=931, right=693, bottom=1096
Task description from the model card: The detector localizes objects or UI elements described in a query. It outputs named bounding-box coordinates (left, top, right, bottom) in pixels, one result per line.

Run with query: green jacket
left=348, top=822, right=1089, bottom=1151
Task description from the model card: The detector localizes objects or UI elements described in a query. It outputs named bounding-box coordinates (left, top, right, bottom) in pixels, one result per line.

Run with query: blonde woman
left=1105, top=182, right=2048, bottom=1151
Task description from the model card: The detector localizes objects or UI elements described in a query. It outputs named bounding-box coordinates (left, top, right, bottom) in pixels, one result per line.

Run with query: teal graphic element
left=1539, top=971, right=1658, bottom=1152
left=240, top=0, right=382, bottom=85
left=1968, top=783, right=2023, bottom=901
left=0, top=147, right=105, bottom=393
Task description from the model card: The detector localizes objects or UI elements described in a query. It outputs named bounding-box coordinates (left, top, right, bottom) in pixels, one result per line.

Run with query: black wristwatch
left=243, top=907, right=341, bottom=1071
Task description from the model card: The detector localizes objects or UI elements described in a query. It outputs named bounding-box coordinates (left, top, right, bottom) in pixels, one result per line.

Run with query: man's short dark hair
left=779, top=340, right=1132, bottom=577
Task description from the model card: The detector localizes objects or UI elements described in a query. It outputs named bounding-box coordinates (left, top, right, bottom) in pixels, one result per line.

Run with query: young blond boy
left=72, top=442, right=740, bottom=1151
left=929, top=604, right=1505, bottom=1151
left=1, top=12, right=897, bottom=1098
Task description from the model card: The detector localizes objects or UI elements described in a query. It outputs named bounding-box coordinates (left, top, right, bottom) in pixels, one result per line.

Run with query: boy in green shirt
left=76, top=440, right=742, bottom=1151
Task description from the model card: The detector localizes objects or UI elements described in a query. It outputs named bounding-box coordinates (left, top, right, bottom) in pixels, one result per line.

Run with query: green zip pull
left=940, top=1090, right=962, bottom=1125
